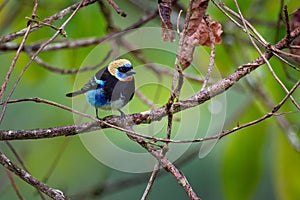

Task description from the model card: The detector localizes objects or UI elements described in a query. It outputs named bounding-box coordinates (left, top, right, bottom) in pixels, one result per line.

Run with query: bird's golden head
left=108, top=59, right=136, bottom=81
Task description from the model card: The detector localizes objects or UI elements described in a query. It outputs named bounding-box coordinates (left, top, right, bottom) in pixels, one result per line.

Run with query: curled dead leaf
left=195, top=18, right=223, bottom=46
left=177, top=0, right=209, bottom=69
left=186, top=0, right=209, bottom=36
left=158, top=0, right=175, bottom=42
left=177, top=14, right=223, bottom=69
left=177, top=35, right=199, bottom=69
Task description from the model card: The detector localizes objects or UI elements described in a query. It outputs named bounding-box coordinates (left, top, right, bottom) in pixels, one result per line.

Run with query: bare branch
left=106, top=0, right=127, bottom=17
left=283, top=5, right=292, bottom=42
left=26, top=49, right=112, bottom=74
left=158, top=0, right=175, bottom=41
left=5, top=142, right=45, bottom=200
left=200, top=15, right=216, bottom=91
left=127, top=126, right=200, bottom=200
left=5, top=169, right=24, bottom=200
left=0, top=10, right=158, bottom=52
left=0, top=0, right=8, bottom=11
left=141, top=162, right=160, bottom=200
left=218, top=80, right=300, bottom=148
left=119, top=38, right=207, bottom=83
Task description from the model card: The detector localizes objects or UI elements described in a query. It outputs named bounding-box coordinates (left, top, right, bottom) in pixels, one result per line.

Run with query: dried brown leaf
left=158, top=0, right=175, bottom=42
left=186, top=0, right=209, bottom=36
left=195, top=18, right=223, bottom=46
left=177, top=35, right=199, bottom=69
left=177, top=0, right=209, bottom=69
left=177, top=0, right=223, bottom=69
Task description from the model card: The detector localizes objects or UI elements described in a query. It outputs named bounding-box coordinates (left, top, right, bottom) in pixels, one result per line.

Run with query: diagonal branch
left=126, top=127, right=200, bottom=200
left=0, top=151, right=70, bottom=199
left=0, top=10, right=158, bottom=52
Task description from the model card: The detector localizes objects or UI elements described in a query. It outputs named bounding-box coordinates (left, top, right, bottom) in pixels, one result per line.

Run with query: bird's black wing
left=66, top=67, right=107, bottom=97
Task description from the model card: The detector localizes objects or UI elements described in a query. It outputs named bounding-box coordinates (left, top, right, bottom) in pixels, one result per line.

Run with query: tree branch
left=0, top=10, right=158, bottom=52
left=0, top=151, right=69, bottom=199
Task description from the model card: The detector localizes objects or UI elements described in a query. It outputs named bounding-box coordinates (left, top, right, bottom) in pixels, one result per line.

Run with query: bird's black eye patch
left=118, top=66, right=132, bottom=73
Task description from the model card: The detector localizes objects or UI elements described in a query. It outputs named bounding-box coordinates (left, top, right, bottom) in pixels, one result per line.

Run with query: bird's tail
left=65, top=90, right=84, bottom=97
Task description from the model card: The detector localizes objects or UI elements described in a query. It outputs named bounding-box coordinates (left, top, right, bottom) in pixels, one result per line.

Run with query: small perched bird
left=66, top=59, right=136, bottom=119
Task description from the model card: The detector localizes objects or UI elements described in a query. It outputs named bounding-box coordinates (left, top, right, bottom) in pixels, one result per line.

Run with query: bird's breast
left=85, top=88, right=127, bottom=110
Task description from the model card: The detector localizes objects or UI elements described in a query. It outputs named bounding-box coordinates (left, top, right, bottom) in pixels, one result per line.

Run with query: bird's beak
left=126, top=70, right=136, bottom=76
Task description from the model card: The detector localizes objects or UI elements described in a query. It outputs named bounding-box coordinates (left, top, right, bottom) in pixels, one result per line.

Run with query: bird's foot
left=96, top=115, right=102, bottom=120
left=118, top=109, right=126, bottom=119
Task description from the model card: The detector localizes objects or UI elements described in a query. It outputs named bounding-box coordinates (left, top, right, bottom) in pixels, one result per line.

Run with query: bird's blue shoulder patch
left=95, top=79, right=105, bottom=87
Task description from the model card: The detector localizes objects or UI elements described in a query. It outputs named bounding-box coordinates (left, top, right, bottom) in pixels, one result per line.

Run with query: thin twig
left=141, top=63, right=177, bottom=199
left=212, top=1, right=263, bottom=47
left=5, top=142, right=47, bottom=200
left=0, top=3, right=45, bottom=199
left=0, top=10, right=158, bottom=52
left=42, top=138, right=71, bottom=184
left=26, top=49, right=112, bottom=74
left=245, top=77, right=300, bottom=151
left=0, top=0, right=8, bottom=11
left=283, top=5, right=291, bottom=42
left=5, top=169, right=24, bottom=200
left=0, top=97, right=96, bottom=121
left=141, top=164, right=160, bottom=200
left=217, top=0, right=268, bottom=46
left=218, top=79, right=300, bottom=142
left=25, top=16, right=67, bottom=37
left=119, top=38, right=206, bottom=83
left=106, top=0, right=127, bottom=17
left=135, top=89, right=156, bottom=109
left=126, top=127, right=201, bottom=200
left=270, top=49, right=300, bottom=72
left=200, top=15, right=216, bottom=92
left=74, top=145, right=205, bottom=199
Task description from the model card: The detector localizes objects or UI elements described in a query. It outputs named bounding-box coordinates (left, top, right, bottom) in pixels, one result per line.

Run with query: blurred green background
left=0, top=0, right=300, bottom=199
